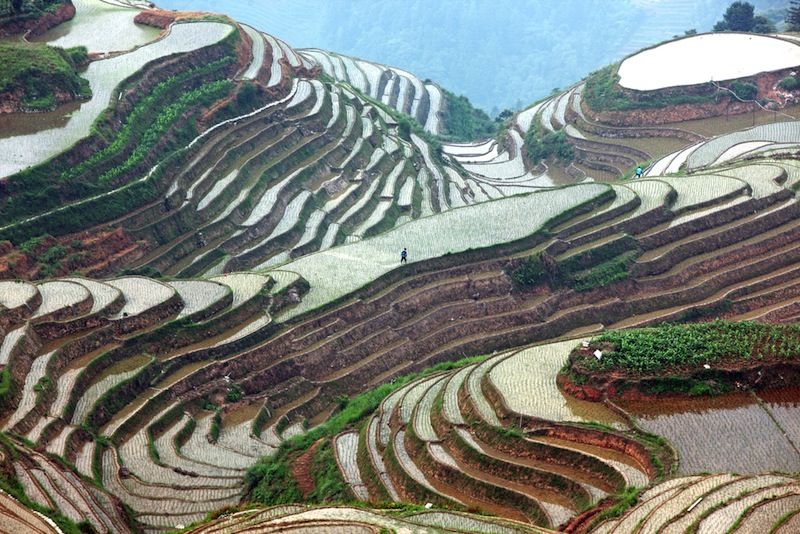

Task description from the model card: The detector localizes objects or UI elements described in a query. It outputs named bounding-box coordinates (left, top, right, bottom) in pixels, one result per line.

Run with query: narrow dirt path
left=292, top=439, right=321, bottom=498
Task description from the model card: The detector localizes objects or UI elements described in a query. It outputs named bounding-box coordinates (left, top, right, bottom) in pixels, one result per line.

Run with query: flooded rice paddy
left=619, top=389, right=800, bottom=475
left=0, top=102, right=82, bottom=140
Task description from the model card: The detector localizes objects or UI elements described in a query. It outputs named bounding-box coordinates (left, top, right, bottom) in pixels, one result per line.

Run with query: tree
left=788, top=0, right=800, bottom=31
left=11, top=0, right=22, bottom=14
left=495, top=109, right=514, bottom=122
left=778, top=76, right=799, bottom=91
left=729, top=80, right=758, bottom=100
left=714, top=1, right=755, bottom=32
left=751, top=15, right=775, bottom=33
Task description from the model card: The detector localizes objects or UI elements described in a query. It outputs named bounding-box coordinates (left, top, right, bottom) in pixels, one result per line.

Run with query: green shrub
left=0, top=42, right=91, bottom=111
left=713, top=2, right=775, bottom=33
left=583, top=65, right=627, bottom=112
left=210, top=409, right=222, bottom=442
left=1, top=0, right=64, bottom=17
left=569, top=251, right=639, bottom=292
left=33, top=375, right=51, bottom=393
left=225, top=385, right=243, bottom=402
left=593, top=487, right=641, bottom=523
left=23, top=93, right=56, bottom=111
left=507, top=254, right=545, bottom=287
left=645, top=377, right=728, bottom=396
left=0, top=368, right=12, bottom=402
left=174, top=417, right=196, bottom=448
left=247, top=458, right=303, bottom=504
left=20, top=235, right=48, bottom=253
left=778, top=76, right=799, bottom=91
left=729, top=80, right=758, bottom=100
left=65, top=46, right=89, bottom=67
left=40, top=244, right=66, bottom=264
left=440, top=88, right=497, bottom=141
left=307, top=440, right=350, bottom=502
left=397, top=115, right=412, bottom=139
left=147, top=429, right=160, bottom=463
left=274, top=416, right=289, bottom=435
left=335, top=394, right=349, bottom=410
left=495, top=425, right=523, bottom=439
left=559, top=235, right=639, bottom=275
left=525, top=126, right=574, bottom=165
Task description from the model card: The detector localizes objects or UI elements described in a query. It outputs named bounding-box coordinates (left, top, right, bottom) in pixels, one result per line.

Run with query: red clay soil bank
left=0, top=228, right=143, bottom=280
left=562, top=344, right=800, bottom=402
left=0, top=0, right=75, bottom=37
left=134, top=9, right=231, bottom=29
left=133, top=9, right=176, bottom=29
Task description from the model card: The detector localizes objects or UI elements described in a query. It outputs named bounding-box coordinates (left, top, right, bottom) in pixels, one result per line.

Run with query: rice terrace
left=1, top=0, right=800, bottom=532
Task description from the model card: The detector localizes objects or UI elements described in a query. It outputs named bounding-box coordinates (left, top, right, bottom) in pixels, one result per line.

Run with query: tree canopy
left=714, top=1, right=775, bottom=33
left=788, top=0, right=800, bottom=31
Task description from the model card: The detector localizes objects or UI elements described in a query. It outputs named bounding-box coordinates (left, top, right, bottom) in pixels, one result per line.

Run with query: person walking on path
left=400, top=247, right=408, bottom=264
left=635, top=165, right=644, bottom=178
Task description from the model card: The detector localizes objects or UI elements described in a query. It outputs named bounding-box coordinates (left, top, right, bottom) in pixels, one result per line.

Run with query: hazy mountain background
left=157, top=0, right=789, bottom=114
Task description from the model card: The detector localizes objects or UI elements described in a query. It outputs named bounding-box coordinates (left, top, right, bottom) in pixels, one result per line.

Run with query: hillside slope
left=1, top=2, right=800, bottom=533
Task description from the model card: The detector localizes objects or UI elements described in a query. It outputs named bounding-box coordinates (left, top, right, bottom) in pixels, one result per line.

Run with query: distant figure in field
left=635, top=166, right=644, bottom=178
left=400, top=247, right=408, bottom=264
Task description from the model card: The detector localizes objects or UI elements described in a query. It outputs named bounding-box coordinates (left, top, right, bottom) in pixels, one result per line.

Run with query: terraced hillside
left=185, top=505, right=554, bottom=533
left=4, top=155, right=800, bottom=530
left=0, top=1, right=569, bottom=280
left=0, top=436, right=132, bottom=534
left=298, top=48, right=445, bottom=134
left=323, top=339, right=666, bottom=530
left=512, top=32, right=800, bottom=182
left=2, top=1, right=800, bottom=533
left=589, top=474, right=800, bottom=534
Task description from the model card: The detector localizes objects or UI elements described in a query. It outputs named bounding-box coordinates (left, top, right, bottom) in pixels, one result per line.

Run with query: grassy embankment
left=0, top=42, right=90, bottom=111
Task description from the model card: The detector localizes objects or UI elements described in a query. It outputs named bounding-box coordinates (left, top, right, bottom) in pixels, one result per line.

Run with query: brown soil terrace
left=561, top=343, right=800, bottom=402
left=0, top=229, right=145, bottom=280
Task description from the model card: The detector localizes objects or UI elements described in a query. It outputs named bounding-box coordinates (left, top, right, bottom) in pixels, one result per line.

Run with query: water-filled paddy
left=620, top=390, right=800, bottom=474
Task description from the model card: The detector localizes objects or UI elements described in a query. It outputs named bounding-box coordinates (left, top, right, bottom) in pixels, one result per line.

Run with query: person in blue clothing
left=400, top=247, right=408, bottom=264
left=635, top=165, right=644, bottom=178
